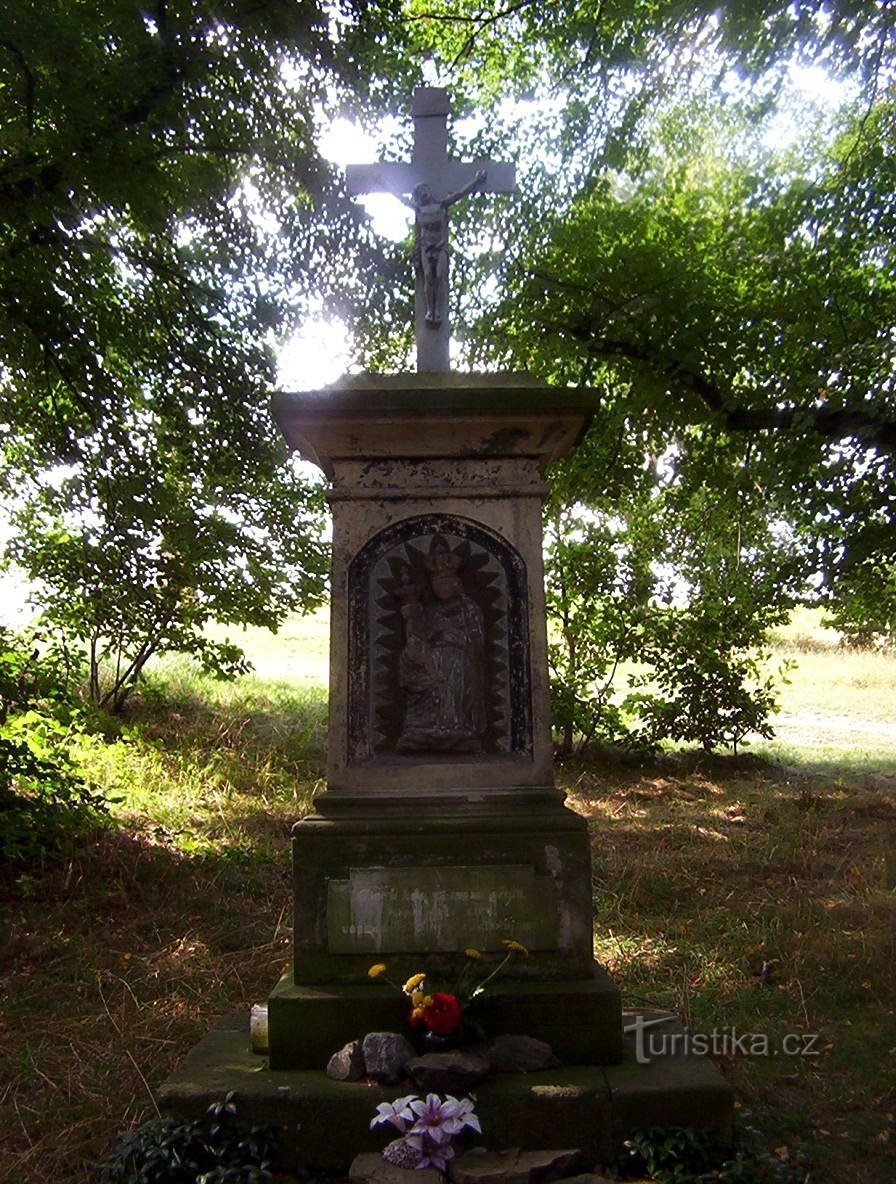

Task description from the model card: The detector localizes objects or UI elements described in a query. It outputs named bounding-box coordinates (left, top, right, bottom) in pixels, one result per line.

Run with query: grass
left=1, top=609, right=894, bottom=1183
left=752, top=610, right=896, bottom=772
left=567, top=755, right=895, bottom=1179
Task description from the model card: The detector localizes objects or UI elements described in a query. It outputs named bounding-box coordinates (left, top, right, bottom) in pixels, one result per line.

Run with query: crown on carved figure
left=425, top=534, right=460, bottom=574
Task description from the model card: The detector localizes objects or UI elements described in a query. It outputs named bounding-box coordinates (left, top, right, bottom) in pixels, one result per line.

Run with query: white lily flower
left=370, top=1094, right=417, bottom=1131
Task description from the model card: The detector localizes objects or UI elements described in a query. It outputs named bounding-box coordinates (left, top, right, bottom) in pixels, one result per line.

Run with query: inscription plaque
left=327, top=865, right=559, bottom=953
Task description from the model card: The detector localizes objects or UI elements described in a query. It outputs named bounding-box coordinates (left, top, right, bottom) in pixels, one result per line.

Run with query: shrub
left=0, top=626, right=108, bottom=867
left=97, top=1096, right=279, bottom=1184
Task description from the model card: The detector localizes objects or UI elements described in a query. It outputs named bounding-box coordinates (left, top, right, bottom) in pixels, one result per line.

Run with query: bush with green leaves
left=626, top=604, right=785, bottom=755
left=614, top=1124, right=806, bottom=1183
left=0, top=724, right=109, bottom=867
left=0, top=626, right=108, bottom=867
left=543, top=418, right=804, bottom=754
left=97, top=1096, right=279, bottom=1184
left=544, top=504, right=653, bottom=753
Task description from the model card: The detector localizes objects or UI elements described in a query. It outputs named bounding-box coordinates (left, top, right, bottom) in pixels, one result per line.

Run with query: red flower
left=422, top=992, right=462, bottom=1035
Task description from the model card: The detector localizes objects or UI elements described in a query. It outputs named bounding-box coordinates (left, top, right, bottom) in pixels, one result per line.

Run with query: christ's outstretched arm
left=444, top=168, right=487, bottom=208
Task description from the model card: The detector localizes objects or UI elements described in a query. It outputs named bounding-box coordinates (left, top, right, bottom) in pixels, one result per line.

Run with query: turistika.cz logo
left=623, top=1014, right=824, bottom=1065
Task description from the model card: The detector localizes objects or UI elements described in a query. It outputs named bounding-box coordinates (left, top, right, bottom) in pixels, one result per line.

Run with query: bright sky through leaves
left=276, top=60, right=854, bottom=392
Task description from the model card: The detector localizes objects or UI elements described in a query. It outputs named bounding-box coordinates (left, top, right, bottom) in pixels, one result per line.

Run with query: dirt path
left=772, top=709, right=896, bottom=744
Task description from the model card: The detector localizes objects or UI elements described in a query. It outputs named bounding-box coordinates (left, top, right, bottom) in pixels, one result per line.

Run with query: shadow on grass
left=0, top=823, right=296, bottom=1184
left=0, top=669, right=334, bottom=1182
left=558, top=749, right=895, bottom=1184
left=3, top=685, right=893, bottom=1184
left=70, top=672, right=329, bottom=863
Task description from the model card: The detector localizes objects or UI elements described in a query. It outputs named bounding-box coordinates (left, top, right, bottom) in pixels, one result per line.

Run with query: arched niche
left=347, top=514, right=532, bottom=763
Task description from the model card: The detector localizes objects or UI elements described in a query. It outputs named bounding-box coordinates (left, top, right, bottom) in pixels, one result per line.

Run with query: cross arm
left=345, top=159, right=515, bottom=200
left=345, top=162, right=417, bottom=198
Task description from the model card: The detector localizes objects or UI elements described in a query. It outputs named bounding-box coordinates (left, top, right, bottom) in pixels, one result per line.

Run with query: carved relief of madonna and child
left=347, top=516, right=532, bottom=763
left=395, top=535, right=486, bottom=752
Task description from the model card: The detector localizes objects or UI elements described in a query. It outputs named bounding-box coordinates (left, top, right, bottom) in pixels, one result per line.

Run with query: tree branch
left=0, top=42, right=186, bottom=194
left=568, top=325, right=896, bottom=451
left=0, top=38, right=36, bottom=132
left=450, top=0, right=535, bottom=67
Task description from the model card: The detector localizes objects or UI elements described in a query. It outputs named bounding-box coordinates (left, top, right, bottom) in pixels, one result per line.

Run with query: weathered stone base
left=158, top=1010, right=734, bottom=1174
left=292, top=794, right=597, bottom=984
left=266, top=962, right=622, bottom=1068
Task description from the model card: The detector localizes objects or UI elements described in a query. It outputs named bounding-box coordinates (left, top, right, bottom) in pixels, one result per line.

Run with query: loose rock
left=487, top=1034, right=561, bottom=1074
left=406, top=1049, right=491, bottom=1093
left=350, top=1151, right=445, bottom=1183
left=326, top=1038, right=365, bottom=1082
left=448, top=1147, right=585, bottom=1184
left=361, top=1031, right=416, bottom=1084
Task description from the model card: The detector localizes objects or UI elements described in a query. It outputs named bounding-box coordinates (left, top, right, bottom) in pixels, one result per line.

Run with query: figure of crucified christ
left=400, top=169, right=487, bottom=327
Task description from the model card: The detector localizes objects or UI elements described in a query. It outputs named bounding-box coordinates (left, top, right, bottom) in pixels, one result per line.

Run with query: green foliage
left=391, top=3, right=896, bottom=681
left=0, top=0, right=417, bottom=708
left=4, top=0, right=895, bottom=728
left=502, top=91, right=896, bottom=647
left=544, top=502, right=652, bottom=752
left=0, top=622, right=82, bottom=718
left=616, top=1125, right=715, bottom=1182
left=615, top=1124, right=803, bottom=1183
left=0, top=626, right=108, bottom=866
left=97, top=1095, right=278, bottom=1184
left=627, top=613, right=781, bottom=754
left=544, top=412, right=802, bottom=752
left=0, top=725, right=109, bottom=867
left=823, top=557, right=896, bottom=650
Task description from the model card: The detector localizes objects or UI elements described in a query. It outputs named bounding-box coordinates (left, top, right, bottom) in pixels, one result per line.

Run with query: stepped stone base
left=158, top=1010, right=734, bottom=1174
left=266, top=962, right=622, bottom=1069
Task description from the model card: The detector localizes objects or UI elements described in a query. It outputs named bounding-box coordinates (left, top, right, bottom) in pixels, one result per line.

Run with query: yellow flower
left=403, top=972, right=427, bottom=994
left=368, top=963, right=387, bottom=979
left=502, top=939, right=529, bottom=955
left=464, top=948, right=483, bottom=960
left=410, top=1005, right=426, bottom=1023
left=411, top=989, right=425, bottom=1007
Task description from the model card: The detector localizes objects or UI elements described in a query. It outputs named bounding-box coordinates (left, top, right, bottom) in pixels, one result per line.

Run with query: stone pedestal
left=290, top=796, right=597, bottom=984
left=269, top=373, right=620, bottom=1063
left=271, top=372, right=593, bottom=799
left=158, top=1010, right=735, bottom=1172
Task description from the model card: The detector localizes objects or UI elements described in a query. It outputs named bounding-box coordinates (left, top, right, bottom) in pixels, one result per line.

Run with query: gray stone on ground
left=350, top=1151, right=445, bottom=1183
left=361, top=1031, right=416, bottom=1084
left=326, top=1038, right=365, bottom=1081
left=487, top=1034, right=561, bottom=1073
left=406, top=1049, right=491, bottom=1092
left=448, top=1147, right=586, bottom=1184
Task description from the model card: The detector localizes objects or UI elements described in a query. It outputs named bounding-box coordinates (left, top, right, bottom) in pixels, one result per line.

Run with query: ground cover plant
left=0, top=612, right=893, bottom=1183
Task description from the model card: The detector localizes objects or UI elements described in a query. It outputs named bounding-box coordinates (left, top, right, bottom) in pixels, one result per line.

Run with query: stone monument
left=159, top=87, right=734, bottom=1173
left=265, top=86, right=620, bottom=1066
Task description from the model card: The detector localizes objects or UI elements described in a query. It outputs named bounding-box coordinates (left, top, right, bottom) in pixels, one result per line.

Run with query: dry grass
left=1, top=672, right=327, bottom=1184
left=562, top=752, right=896, bottom=1183
left=1, top=828, right=294, bottom=1182
left=1, top=620, right=894, bottom=1183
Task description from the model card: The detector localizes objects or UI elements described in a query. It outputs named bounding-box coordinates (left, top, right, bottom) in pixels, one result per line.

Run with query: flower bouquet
left=371, top=1092, right=481, bottom=1171
left=368, top=938, right=528, bottom=1049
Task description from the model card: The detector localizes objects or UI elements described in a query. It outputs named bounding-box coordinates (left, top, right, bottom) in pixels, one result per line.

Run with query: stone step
left=158, top=1010, right=734, bottom=1174
left=266, top=963, right=623, bottom=1069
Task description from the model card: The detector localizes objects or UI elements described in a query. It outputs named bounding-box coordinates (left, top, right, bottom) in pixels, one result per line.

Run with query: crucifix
left=346, top=87, right=516, bottom=373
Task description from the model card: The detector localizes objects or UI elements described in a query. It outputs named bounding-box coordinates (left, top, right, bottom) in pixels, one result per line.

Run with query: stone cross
left=345, top=87, right=516, bottom=373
